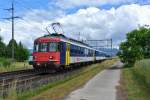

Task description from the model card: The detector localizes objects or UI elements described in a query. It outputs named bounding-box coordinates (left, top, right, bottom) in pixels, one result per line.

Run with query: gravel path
left=65, top=61, right=123, bottom=100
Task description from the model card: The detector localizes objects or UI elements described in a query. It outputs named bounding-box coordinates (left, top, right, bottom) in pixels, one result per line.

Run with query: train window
left=85, top=49, right=88, bottom=56
left=79, top=47, right=82, bottom=54
left=74, top=46, right=77, bottom=54
left=34, top=43, right=39, bottom=52
left=70, top=45, right=74, bottom=54
left=78, top=47, right=80, bottom=54
left=77, top=47, right=79, bottom=54
left=88, top=49, right=90, bottom=56
left=39, top=43, right=48, bottom=52
left=81, top=47, right=83, bottom=54
left=49, top=43, right=58, bottom=52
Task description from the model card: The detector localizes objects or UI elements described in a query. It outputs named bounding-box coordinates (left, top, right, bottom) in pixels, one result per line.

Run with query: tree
left=16, top=42, right=29, bottom=61
left=118, top=26, right=150, bottom=65
left=6, top=39, right=18, bottom=58
left=0, top=35, right=29, bottom=61
left=6, top=40, right=29, bottom=61
left=0, top=36, right=6, bottom=57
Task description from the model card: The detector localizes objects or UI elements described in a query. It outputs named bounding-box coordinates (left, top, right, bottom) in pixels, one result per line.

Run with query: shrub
left=0, top=58, right=12, bottom=67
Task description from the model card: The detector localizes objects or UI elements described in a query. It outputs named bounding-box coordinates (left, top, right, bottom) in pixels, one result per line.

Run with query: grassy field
left=121, top=59, right=150, bottom=100
left=14, top=59, right=118, bottom=100
left=0, top=58, right=32, bottom=73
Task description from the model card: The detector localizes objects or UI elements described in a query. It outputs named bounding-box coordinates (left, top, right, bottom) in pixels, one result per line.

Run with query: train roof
left=39, top=33, right=90, bottom=46
left=36, top=33, right=108, bottom=54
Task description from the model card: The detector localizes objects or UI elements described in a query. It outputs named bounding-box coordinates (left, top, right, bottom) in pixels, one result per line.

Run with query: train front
left=30, top=37, right=61, bottom=72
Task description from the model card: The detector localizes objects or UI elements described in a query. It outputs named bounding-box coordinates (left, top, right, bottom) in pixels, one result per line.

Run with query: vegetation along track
left=0, top=65, right=91, bottom=98
left=0, top=69, right=42, bottom=97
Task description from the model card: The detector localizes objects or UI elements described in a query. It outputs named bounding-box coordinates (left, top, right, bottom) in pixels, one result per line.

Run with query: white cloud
left=0, top=4, right=150, bottom=49
left=56, top=4, right=150, bottom=46
left=55, top=0, right=136, bottom=9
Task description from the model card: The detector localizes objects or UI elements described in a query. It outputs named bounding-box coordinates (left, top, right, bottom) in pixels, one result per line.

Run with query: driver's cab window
left=49, top=42, right=58, bottom=52
left=39, top=43, right=47, bottom=52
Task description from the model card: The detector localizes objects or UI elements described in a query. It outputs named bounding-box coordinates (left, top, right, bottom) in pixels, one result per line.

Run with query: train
left=29, top=33, right=110, bottom=72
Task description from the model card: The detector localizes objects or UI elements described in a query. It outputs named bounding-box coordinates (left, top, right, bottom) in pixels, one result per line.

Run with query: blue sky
left=0, top=0, right=150, bottom=48
left=0, top=0, right=149, bottom=18
left=0, top=0, right=50, bottom=19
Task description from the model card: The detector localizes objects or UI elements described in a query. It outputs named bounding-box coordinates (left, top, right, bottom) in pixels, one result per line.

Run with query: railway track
left=0, top=67, right=83, bottom=98
left=0, top=69, right=36, bottom=79
left=0, top=69, right=43, bottom=97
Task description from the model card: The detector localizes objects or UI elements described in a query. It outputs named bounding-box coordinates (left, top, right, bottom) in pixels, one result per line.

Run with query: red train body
left=31, top=36, right=61, bottom=71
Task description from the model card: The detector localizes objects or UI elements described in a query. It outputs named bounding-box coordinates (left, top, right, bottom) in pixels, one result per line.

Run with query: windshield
left=40, top=43, right=47, bottom=52
left=34, top=42, right=59, bottom=52
left=49, top=42, right=58, bottom=52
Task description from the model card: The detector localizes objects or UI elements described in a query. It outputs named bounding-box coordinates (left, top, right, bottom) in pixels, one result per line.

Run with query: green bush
left=0, top=58, right=12, bottom=67
left=133, top=59, right=150, bottom=89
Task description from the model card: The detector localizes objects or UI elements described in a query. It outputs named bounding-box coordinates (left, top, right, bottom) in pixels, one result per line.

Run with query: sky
left=0, top=0, right=150, bottom=49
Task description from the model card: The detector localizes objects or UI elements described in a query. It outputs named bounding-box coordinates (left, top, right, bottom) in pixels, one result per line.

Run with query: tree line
left=0, top=36, right=29, bottom=61
left=118, top=25, right=150, bottom=65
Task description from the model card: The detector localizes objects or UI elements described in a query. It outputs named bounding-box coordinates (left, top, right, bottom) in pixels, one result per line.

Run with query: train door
left=60, top=42, right=66, bottom=65
left=66, top=43, right=70, bottom=66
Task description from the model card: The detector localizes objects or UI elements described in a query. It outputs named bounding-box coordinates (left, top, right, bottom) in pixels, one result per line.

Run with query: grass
left=6, top=80, right=17, bottom=100
left=0, top=58, right=32, bottom=73
left=134, top=59, right=150, bottom=89
left=16, top=59, right=118, bottom=100
left=121, top=59, right=150, bottom=100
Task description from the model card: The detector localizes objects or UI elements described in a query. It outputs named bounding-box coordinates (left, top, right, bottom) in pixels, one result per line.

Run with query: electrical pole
left=4, top=1, right=20, bottom=60
left=111, top=38, right=113, bottom=57
left=78, top=32, right=80, bottom=40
